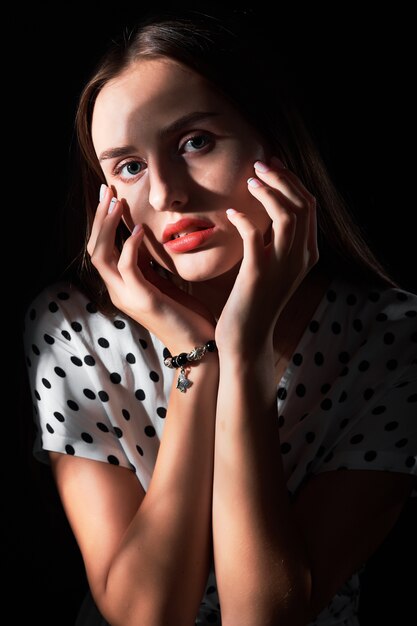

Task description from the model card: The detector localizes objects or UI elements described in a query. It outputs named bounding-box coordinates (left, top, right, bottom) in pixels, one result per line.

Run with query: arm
left=51, top=349, right=218, bottom=626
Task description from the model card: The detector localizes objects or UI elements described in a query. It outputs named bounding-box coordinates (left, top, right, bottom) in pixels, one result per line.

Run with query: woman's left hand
left=215, top=157, right=318, bottom=355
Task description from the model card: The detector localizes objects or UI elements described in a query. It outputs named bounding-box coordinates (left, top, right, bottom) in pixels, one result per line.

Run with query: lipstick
left=162, top=218, right=215, bottom=253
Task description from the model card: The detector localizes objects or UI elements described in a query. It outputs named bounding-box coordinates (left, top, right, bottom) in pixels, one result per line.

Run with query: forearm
left=213, top=353, right=311, bottom=625
left=103, top=353, right=219, bottom=626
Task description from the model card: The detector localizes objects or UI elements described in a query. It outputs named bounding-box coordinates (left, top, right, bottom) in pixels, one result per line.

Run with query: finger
left=226, top=208, right=266, bottom=273
left=89, top=199, right=123, bottom=276
left=117, top=224, right=145, bottom=283
left=87, top=186, right=115, bottom=255
left=253, top=160, right=315, bottom=208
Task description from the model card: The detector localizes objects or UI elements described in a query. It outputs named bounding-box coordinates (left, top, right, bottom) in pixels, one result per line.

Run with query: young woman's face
left=92, top=57, right=270, bottom=281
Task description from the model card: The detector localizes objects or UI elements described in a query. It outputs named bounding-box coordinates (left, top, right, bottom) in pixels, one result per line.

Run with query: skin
left=50, top=58, right=414, bottom=626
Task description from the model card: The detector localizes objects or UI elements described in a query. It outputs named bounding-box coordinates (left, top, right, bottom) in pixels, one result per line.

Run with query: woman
left=24, top=9, right=416, bottom=626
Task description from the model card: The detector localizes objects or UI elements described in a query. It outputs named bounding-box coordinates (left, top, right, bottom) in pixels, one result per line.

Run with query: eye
left=180, top=133, right=213, bottom=153
left=114, top=160, right=147, bottom=181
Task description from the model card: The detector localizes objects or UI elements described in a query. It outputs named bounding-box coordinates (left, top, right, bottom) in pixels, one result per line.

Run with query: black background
left=13, top=6, right=416, bottom=624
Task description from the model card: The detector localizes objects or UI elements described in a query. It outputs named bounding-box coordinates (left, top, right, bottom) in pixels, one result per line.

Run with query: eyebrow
left=98, top=111, right=219, bottom=162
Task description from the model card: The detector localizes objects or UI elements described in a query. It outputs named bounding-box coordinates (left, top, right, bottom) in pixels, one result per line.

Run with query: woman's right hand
left=87, top=188, right=215, bottom=352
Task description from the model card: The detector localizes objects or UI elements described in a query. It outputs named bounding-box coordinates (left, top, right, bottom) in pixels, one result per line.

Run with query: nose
left=147, top=159, right=188, bottom=212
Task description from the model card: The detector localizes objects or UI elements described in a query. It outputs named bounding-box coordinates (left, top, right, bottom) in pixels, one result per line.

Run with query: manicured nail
left=108, top=198, right=117, bottom=214
left=99, top=184, right=107, bottom=201
left=247, top=177, right=263, bottom=188
left=254, top=161, right=270, bottom=172
left=132, top=224, right=143, bottom=235
left=226, top=208, right=238, bottom=215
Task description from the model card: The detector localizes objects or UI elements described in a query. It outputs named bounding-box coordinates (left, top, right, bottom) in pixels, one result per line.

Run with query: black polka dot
left=71, top=321, right=82, bottom=332
left=280, top=442, right=291, bottom=454
left=34, top=390, right=41, bottom=401
left=163, top=347, right=171, bottom=359
left=122, top=409, right=130, bottom=420
left=81, top=432, right=93, bottom=444
left=395, top=438, right=408, bottom=448
left=61, top=330, right=71, bottom=341
left=371, top=405, right=386, bottom=415
left=363, top=388, right=374, bottom=401
left=296, top=384, right=306, bottom=398
left=83, top=388, right=96, bottom=400
left=384, top=332, right=395, bottom=345
left=358, top=360, right=370, bottom=372
left=305, top=431, right=315, bottom=443
left=65, top=444, right=75, bottom=455
left=42, top=378, right=51, bottom=389
left=338, top=351, right=350, bottom=364
left=321, top=383, right=331, bottom=394
left=405, top=310, right=417, bottom=318
left=84, top=355, right=96, bottom=366
left=369, top=291, right=381, bottom=303
left=67, top=399, right=79, bottom=411
left=397, top=292, right=408, bottom=302
left=98, top=337, right=110, bottom=348
left=32, top=344, right=40, bottom=356
left=46, top=423, right=54, bottom=434
left=139, top=339, right=148, bottom=349
left=321, top=398, right=332, bottom=411
left=57, top=291, right=69, bottom=300
left=114, top=320, right=126, bottom=329
left=353, top=319, right=363, bottom=332
left=145, top=425, right=156, bottom=437
left=26, top=356, right=32, bottom=368
left=331, top=322, right=341, bottom=334
left=110, top=372, right=121, bottom=384
left=157, top=407, right=167, bottom=418
left=407, top=393, right=417, bottom=403
left=292, top=353, right=303, bottom=366
left=108, top=455, right=120, bottom=465
left=278, top=415, right=285, bottom=427
left=338, top=391, right=347, bottom=403
left=86, top=302, right=98, bottom=313
left=54, top=411, right=65, bottom=422
left=376, top=312, right=387, bottom=322
left=126, top=353, right=136, bottom=364
left=405, top=456, right=415, bottom=468
left=43, top=333, right=55, bottom=345
left=98, top=390, right=109, bottom=402
left=54, top=366, right=66, bottom=378
left=340, top=418, right=349, bottom=429
left=97, top=422, right=109, bottom=432
left=327, top=289, right=337, bottom=302
left=350, top=434, right=364, bottom=444
left=386, top=359, right=398, bottom=370
left=149, top=371, right=159, bottom=382
left=136, top=444, right=144, bottom=456
left=299, top=413, right=309, bottom=421
left=135, top=389, right=146, bottom=401
left=277, top=387, right=287, bottom=400
left=49, top=301, right=59, bottom=313
left=71, top=356, right=83, bottom=367
left=314, top=352, right=324, bottom=366
left=339, top=366, right=349, bottom=376
left=384, top=421, right=398, bottom=431
left=114, top=427, right=123, bottom=438
left=309, top=320, right=319, bottom=333
left=316, top=445, right=326, bottom=457
left=364, top=450, right=377, bottom=462
left=29, top=308, right=36, bottom=320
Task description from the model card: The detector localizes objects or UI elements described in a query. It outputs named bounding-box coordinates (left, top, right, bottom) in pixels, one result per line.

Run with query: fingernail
left=226, top=208, right=238, bottom=215
left=108, top=198, right=117, bottom=214
left=271, top=156, right=286, bottom=169
left=99, top=184, right=107, bottom=201
left=132, top=224, right=143, bottom=235
left=247, top=177, right=263, bottom=188
left=254, top=161, right=270, bottom=172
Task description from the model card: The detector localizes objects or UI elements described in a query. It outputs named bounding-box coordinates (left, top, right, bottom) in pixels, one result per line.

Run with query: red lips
left=161, top=218, right=215, bottom=243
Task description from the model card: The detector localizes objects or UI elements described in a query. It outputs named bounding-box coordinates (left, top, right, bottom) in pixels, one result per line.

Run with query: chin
left=173, top=253, right=241, bottom=283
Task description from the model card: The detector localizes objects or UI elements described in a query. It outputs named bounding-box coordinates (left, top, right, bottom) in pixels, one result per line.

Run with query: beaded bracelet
left=163, top=340, right=217, bottom=392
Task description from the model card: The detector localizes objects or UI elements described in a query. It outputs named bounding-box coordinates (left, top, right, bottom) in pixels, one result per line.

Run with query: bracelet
left=163, top=340, right=217, bottom=392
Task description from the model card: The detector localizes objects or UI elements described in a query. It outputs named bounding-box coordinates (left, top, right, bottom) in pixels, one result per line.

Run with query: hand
left=87, top=188, right=215, bottom=352
left=215, top=157, right=318, bottom=355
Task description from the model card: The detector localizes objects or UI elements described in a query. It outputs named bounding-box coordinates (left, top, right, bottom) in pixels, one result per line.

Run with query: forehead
left=91, top=58, right=224, bottom=150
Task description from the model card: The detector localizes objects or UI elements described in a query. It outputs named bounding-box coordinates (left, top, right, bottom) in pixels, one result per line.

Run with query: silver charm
left=176, top=367, right=193, bottom=392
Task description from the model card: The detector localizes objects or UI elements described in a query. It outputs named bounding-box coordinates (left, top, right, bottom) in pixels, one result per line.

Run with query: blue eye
left=182, top=134, right=212, bottom=153
left=116, top=160, right=146, bottom=180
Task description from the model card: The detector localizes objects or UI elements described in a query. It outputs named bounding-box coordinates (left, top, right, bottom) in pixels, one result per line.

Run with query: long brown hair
left=65, top=9, right=396, bottom=311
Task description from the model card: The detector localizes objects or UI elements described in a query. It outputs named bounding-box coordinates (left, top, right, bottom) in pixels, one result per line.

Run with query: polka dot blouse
left=24, top=277, right=417, bottom=626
